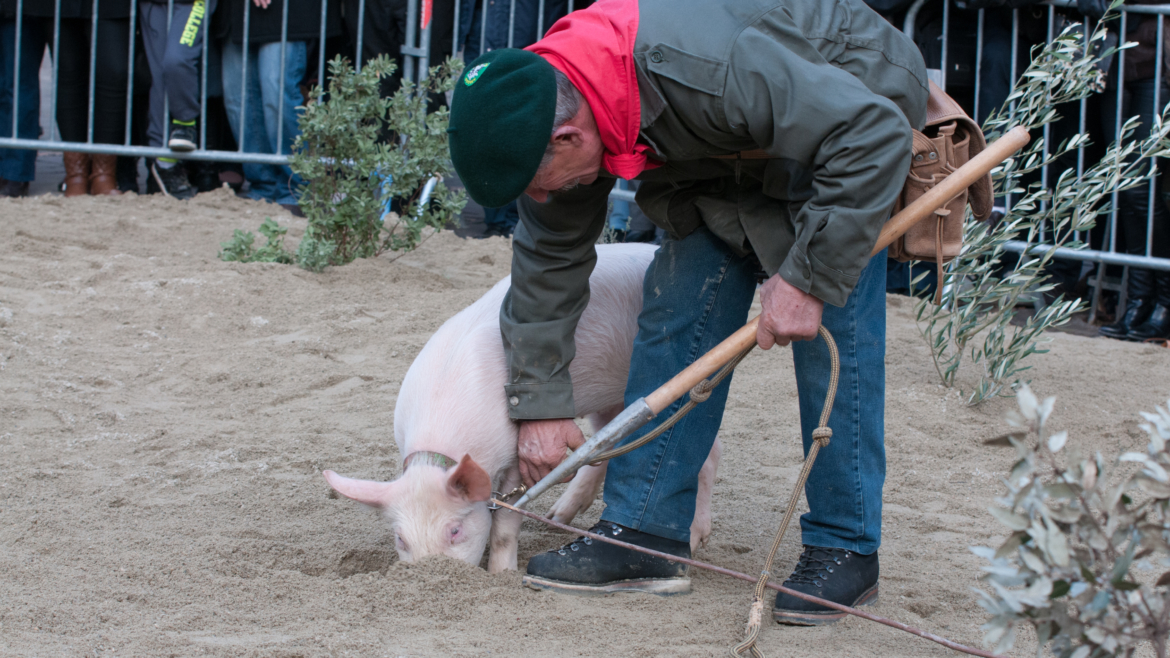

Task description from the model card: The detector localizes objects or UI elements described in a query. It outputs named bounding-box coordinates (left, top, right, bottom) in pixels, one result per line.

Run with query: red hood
left=526, top=0, right=660, bottom=180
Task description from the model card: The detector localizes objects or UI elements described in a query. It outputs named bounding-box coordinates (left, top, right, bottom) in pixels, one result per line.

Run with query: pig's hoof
left=548, top=492, right=593, bottom=524
left=689, top=520, right=712, bottom=553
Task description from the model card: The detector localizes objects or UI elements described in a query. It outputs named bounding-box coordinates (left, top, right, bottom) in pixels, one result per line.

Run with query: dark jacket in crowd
left=1117, top=1, right=1170, bottom=82
left=220, top=0, right=341, bottom=45
left=5, top=0, right=131, bottom=19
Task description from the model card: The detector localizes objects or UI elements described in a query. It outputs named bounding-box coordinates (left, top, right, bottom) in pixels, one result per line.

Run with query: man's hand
left=757, top=274, right=824, bottom=349
left=518, top=418, right=585, bottom=488
left=252, top=0, right=271, bottom=8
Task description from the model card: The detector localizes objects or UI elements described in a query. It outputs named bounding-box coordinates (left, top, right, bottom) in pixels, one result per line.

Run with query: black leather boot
left=1128, top=271, right=1170, bottom=341
left=1100, top=268, right=1154, bottom=339
left=773, top=545, right=879, bottom=626
left=523, top=521, right=692, bottom=595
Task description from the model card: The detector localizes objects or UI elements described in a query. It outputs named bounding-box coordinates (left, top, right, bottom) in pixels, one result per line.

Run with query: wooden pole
left=645, top=126, right=1030, bottom=415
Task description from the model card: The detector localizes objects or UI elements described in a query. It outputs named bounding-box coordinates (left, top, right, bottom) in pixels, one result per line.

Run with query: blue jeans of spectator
left=0, top=18, right=45, bottom=182
left=483, top=202, right=519, bottom=232
left=601, top=227, right=887, bottom=554
left=222, top=40, right=306, bottom=204
left=459, top=0, right=570, bottom=56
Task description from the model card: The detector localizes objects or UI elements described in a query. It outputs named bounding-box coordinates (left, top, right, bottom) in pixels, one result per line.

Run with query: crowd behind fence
left=0, top=0, right=1168, bottom=316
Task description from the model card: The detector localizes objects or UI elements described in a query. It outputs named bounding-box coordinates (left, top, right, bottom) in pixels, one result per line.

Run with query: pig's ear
left=323, top=470, right=397, bottom=508
left=446, top=455, right=492, bottom=503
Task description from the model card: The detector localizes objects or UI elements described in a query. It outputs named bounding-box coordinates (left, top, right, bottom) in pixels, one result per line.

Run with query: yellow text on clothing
left=179, top=0, right=206, bottom=47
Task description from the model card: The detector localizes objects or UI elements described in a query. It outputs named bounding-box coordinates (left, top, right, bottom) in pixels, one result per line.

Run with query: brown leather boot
left=63, top=152, right=90, bottom=197
left=89, top=154, right=122, bottom=195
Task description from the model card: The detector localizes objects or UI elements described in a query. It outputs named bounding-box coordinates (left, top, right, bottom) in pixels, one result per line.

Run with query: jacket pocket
left=644, top=43, right=728, bottom=97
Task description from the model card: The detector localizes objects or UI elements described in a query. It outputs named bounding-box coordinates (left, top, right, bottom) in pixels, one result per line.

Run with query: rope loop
left=690, top=380, right=714, bottom=403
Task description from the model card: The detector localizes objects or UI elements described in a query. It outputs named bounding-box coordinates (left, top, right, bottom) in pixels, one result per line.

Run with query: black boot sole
left=773, top=584, right=878, bottom=626
left=1098, top=327, right=1131, bottom=340
left=522, top=573, right=692, bottom=596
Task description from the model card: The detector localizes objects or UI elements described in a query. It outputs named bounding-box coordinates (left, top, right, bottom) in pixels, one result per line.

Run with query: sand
left=1, top=187, right=1169, bottom=657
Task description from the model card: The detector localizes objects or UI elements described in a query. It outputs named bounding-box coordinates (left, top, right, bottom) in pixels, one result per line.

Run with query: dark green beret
left=448, top=50, right=557, bottom=208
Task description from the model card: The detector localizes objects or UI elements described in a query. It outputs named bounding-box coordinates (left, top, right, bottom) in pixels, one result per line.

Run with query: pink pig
left=323, top=243, right=721, bottom=572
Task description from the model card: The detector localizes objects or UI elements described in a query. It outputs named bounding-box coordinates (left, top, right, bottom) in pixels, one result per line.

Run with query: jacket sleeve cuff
left=776, top=248, right=858, bottom=308
left=504, top=382, right=577, bottom=421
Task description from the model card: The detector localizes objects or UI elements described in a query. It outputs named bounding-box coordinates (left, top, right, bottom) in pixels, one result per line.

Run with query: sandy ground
left=2, top=188, right=1169, bottom=658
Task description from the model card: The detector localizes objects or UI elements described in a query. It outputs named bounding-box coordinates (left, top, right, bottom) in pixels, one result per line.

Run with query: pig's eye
left=448, top=525, right=464, bottom=544
left=395, top=535, right=409, bottom=553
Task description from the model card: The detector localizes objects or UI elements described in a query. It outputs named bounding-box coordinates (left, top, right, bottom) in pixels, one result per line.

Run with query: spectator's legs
left=54, top=19, right=92, bottom=195
left=139, top=3, right=169, bottom=148
left=222, top=41, right=280, bottom=202
left=1099, top=78, right=1170, bottom=339
left=344, top=0, right=407, bottom=102
left=976, top=10, right=1014, bottom=126
left=481, top=202, right=519, bottom=236
left=88, top=18, right=130, bottom=194
left=255, top=40, right=305, bottom=159
left=91, top=19, right=130, bottom=145
left=160, top=0, right=216, bottom=129
left=255, top=40, right=306, bottom=204
left=0, top=17, right=45, bottom=189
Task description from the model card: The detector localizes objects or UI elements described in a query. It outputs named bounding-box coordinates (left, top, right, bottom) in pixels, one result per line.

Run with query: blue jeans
left=483, top=201, right=519, bottom=232
left=0, top=18, right=45, bottom=182
left=222, top=40, right=306, bottom=204
left=459, top=0, right=571, bottom=55
left=601, top=228, right=888, bottom=554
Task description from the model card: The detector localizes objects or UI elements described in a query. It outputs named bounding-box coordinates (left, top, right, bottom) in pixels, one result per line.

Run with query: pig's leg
left=547, top=407, right=620, bottom=524
left=488, top=465, right=523, bottom=573
left=689, top=437, right=722, bottom=554
left=548, top=462, right=607, bottom=524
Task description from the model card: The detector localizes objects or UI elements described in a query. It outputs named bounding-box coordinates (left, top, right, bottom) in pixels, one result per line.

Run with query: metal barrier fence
left=0, top=0, right=1165, bottom=274
left=920, top=0, right=1170, bottom=320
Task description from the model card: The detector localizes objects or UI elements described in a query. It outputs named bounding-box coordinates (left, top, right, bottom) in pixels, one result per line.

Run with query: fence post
left=276, top=0, right=290, bottom=155
left=317, top=0, right=327, bottom=103
left=11, top=0, right=22, bottom=143
left=87, top=0, right=100, bottom=144
left=238, top=0, right=251, bottom=153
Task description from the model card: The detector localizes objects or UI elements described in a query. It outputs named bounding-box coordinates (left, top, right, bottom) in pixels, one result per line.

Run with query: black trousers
left=40, top=17, right=131, bottom=145
left=342, top=0, right=453, bottom=108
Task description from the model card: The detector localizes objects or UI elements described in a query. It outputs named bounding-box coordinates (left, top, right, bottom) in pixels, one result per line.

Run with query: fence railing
left=1, top=0, right=1167, bottom=281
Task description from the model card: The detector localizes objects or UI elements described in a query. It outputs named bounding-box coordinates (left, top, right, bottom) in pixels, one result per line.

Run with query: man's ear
left=550, top=124, right=585, bottom=148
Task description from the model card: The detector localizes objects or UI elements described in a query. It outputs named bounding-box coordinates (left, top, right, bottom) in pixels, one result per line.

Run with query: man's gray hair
left=538, top=69, right=584, bottom=170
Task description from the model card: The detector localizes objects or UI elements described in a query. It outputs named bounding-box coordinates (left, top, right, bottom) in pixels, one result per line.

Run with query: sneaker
left=522, top=521, right=692, bottom=596
left=168, top=122, right=198, bottom=151
left=150, top=160, right=196, bottom=200
left=773, top=545, right=879, bottom=626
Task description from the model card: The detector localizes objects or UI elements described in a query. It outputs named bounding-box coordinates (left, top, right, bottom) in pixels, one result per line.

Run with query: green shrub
left=218, top=217, right=294, bottom=264
left=220, top=55, right=466, bottom=272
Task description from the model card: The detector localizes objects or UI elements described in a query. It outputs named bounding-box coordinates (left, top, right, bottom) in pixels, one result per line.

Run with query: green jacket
left=501, top=0, right=929, bottom=420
